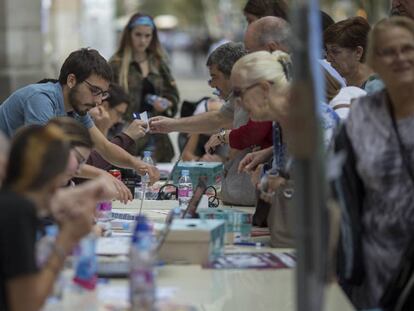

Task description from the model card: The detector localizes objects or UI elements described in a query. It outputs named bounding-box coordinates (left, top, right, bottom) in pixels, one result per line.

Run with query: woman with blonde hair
left=109, top=13, right=179, bottom=162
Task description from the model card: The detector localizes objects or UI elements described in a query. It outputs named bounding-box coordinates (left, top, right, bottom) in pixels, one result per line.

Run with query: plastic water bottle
left=96, top=201, right=112, bottom=236
left=142, top=151, right=157, bottom=200
left=178, top=170, right=193, bottom=209
left=130, top=216, right=156, bottom=311
left=72, top=232, right=97, bottom=290
left=96, top=201, right=112, bottom=221
left=145, top=94, right=169, bottom=110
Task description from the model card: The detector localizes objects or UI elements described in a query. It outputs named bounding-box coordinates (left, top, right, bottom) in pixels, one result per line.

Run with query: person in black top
left=0, top=124, right=113, bottom=311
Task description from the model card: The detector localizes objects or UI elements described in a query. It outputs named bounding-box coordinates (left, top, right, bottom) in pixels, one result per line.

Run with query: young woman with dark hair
left=0, top=124, right=97, bottom=311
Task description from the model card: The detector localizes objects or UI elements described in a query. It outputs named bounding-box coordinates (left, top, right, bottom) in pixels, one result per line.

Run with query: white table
left=44, top=200, right=355, bottom=311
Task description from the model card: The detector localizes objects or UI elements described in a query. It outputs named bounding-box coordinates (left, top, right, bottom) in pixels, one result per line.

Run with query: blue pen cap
left=143, top=151, right=152, bottom=158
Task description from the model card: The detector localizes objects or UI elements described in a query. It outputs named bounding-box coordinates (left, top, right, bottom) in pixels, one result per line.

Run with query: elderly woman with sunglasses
left=232, top=51, right=339, bottom=246
left=336, top=16, right=414, bottom=309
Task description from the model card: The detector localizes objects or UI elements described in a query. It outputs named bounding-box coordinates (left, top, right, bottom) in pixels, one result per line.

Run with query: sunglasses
left=233, top=81, right=274, bottom=100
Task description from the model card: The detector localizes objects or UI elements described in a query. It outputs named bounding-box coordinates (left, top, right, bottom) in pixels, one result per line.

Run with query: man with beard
left=0, top=48, right=159, bottom=190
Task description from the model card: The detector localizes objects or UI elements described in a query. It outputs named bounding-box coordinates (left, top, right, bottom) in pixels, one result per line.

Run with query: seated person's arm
left=87, top=120, right=146, bottom=171
left=182, top=134, right=201, bottom=161
left=6, top=183, right=102, bottom=311
left=150, top=110, right=233, bottom=134
left=238, top=147, right=273, bottom=173
left=88, top=125, right=159, bottom=183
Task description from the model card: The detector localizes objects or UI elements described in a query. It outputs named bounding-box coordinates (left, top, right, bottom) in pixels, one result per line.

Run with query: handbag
left=220, top=149, right=257, bottom=206
left=332, top=124, right=366, bottom=285
left=267, top=180, right=295, bottom=248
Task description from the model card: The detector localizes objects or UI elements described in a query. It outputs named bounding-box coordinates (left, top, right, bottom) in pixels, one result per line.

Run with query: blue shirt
left=0, top=82, right=93, bottom=137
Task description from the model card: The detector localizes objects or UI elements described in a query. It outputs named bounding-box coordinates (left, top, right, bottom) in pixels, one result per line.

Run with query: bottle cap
left=134, top=216, right=150, bottom=231
left=143, top=151, right=152, bottom=158
left=181, top=169, right=189, bottom=176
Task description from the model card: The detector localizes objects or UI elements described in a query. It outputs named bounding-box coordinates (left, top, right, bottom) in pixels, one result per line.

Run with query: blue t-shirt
left=0, top=82, right=93, bottom=137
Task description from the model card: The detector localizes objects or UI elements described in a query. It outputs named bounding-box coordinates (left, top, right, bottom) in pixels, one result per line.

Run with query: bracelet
left=218, top=129, right=227, bottom=144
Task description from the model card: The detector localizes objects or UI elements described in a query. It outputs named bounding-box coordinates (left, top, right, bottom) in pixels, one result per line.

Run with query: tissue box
left=172, top=161, right=223, bottom=189
left=197, top=208, right=253, bottom=243
left=156, top=219, right=225, bottom=265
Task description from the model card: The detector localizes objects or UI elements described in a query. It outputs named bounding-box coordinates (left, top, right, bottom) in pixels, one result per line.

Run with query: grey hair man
left=149, top=42, right=247, bottom=134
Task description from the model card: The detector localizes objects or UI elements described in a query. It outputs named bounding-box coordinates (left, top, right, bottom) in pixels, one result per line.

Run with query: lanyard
left=272, top=122, right=288, bottom=176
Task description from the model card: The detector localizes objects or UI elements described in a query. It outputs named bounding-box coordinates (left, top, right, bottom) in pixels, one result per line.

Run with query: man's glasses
left=84, top=80, right=110, bottom=100
left=73, top=147, right=87, bottom=168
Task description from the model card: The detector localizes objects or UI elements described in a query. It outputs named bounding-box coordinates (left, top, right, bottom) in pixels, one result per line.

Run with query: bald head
left=244, top=16, right=291, bottom=53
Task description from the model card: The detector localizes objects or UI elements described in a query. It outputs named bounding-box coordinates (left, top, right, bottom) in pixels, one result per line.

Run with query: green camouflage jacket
left=109, top=55, right=179, bottom=119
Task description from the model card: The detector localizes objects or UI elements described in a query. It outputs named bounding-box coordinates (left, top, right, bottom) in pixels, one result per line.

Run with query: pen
left=233, top=242, right=265, bottom=247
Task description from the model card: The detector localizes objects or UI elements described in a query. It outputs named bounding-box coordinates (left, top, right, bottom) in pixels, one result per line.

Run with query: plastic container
left=72, top=233, right=97, bottom=290
left=178, top=169, right=193, bottom=209
left=130, top=216, right=156, bottom=311
left=145, top=94, right=169, bottom=110
left=141, top=151, right=157, bottom=200
left=96, top=201, right=112, bottom=221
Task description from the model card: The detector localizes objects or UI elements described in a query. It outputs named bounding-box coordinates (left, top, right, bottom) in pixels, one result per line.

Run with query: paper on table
left=98, top=284, right=178, bottom=304
left=139, top=111, right=150, bottom=132
left=96, top=237, right=130, bottom=255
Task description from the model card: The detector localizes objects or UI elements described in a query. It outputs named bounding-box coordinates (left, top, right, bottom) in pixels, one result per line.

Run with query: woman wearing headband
left=109, top=13, right=179, bottom=162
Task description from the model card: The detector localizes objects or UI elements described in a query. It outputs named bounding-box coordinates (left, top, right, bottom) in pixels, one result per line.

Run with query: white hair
left=231, top=50, right=292, bottom=88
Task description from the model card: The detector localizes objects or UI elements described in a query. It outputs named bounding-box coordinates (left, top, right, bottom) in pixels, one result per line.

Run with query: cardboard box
left=172, top=161, right=223, bottom=189
left=197, top=208, right=252, bottom=243
left=156, top=219, right=225, bottom=265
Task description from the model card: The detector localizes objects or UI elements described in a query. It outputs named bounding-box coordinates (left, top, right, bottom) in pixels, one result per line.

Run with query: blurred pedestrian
left=109, top=13, right=179, bottom=162
left=341, top=16, right=414, bottom=309
left=324, top=17, right=382, bottom=93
